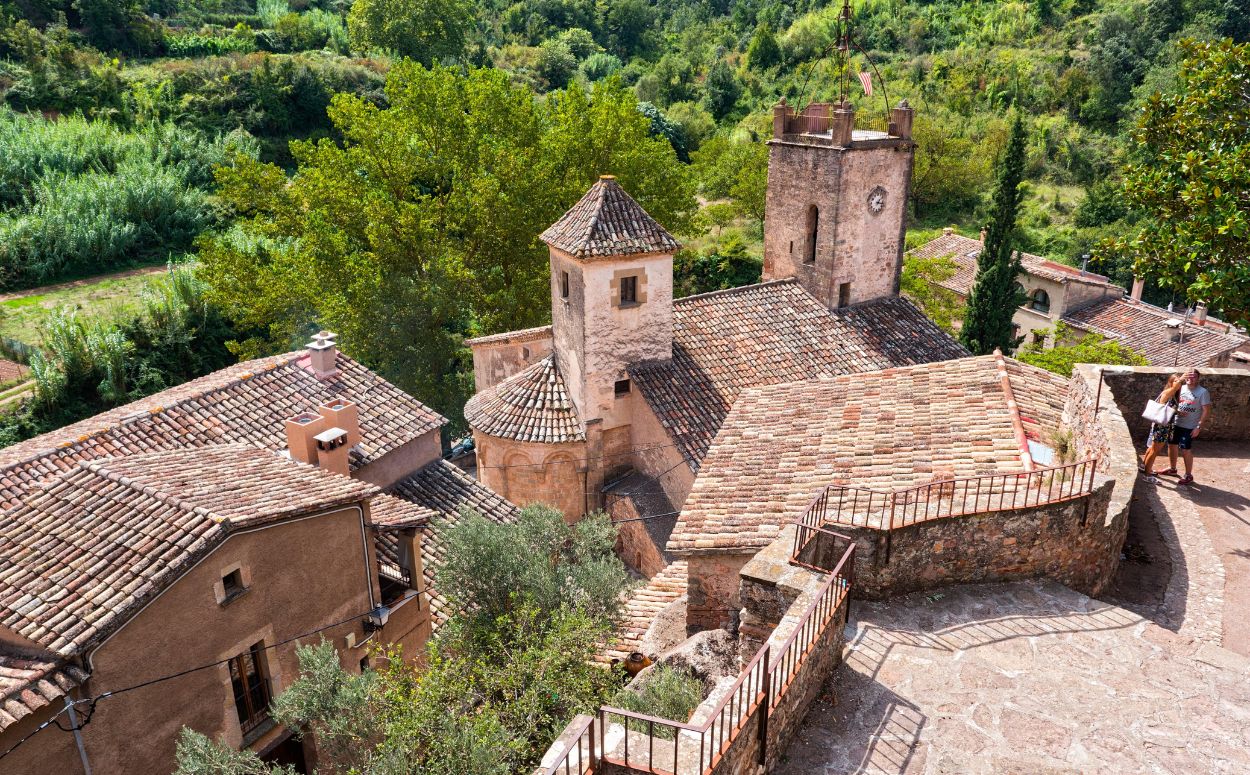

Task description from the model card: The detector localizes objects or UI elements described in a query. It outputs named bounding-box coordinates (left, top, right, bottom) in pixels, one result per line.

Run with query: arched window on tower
left=1029, top=288, right=1051, bottom=313
left=804, top=205, right=819, bottom=264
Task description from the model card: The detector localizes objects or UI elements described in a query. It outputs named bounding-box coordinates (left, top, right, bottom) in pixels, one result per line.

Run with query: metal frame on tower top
left=796, top=0, right=893, bottom=127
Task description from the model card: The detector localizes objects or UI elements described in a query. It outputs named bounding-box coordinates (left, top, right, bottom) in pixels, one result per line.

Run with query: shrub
left=609, top=665, right=705, bottom=739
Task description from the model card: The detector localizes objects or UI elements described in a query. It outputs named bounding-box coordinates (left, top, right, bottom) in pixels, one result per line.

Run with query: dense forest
left=0, top=0, right=1246, bottom=440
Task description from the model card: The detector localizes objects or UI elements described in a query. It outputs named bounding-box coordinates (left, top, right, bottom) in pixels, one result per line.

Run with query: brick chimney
left=313, top=427, right=350, bottom=476
left=1130, top=276, right=1145, bottom=303
left=308, top=331, right=340, bottom=379
left=319, top=399, right=360, bottom=448
left=1194, top=303, right=1208, bottom=326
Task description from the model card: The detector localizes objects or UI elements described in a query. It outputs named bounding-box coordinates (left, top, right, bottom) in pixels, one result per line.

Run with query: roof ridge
left=674, top=278, right=798, bottom=305
left=993, top=349, right=1035, bottom=472
left=0, top=354, right=298, bottom=474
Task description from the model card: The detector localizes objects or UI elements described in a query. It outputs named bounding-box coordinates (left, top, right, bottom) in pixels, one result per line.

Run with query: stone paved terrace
left=777, top=581, right=1250, bottom=774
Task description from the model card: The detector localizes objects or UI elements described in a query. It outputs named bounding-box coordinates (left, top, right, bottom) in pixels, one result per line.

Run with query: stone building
left=464, top=101, right=966, bottom=571
left=0, top=338, right=516, bottom=774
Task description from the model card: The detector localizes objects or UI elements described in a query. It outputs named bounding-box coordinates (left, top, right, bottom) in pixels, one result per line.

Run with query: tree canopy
left=346, top=0, right=473, bottom=64
left=1016, top=323, right=1148, bottom=376
left=1106, top=39, right=1250, bottom=328
left=200, top=64, right=695, bottom=430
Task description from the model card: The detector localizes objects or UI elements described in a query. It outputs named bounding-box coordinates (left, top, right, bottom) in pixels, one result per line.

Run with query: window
left=1029, top=289, right=1051, bottom=313
left=221, top=569, right=246, bottom=603
left=615, top=379, right=631, bottom=397
left=359, top=656, right=371, bottom=673
left=620, top=275, right=638, bottom=305
left=560, top=270, right=569, bottom=299
left=805, top=205, right=819, bottom=264
left=837, top=282, right=852, bottom=309
left=230, top=643, right=272, bottom=736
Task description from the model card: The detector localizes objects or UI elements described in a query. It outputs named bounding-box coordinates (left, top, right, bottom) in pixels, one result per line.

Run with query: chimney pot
left=1130, top=276, right=1145, bottom=303
left=979, top=228, right=987, bottom=242
left=1195, top=303, right=1208, bottom=326
left=942, top=227, right=954, bottom=236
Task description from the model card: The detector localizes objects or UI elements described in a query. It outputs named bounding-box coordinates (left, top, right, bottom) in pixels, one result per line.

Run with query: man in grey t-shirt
left=1167, top=368, right=1213, bottom=485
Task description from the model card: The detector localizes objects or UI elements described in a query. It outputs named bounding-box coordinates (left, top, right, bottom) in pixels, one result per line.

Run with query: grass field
left=0, top=267, right=167, bottom=345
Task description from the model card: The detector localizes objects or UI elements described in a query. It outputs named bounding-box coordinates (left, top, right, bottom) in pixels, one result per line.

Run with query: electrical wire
left=0, top=609, right=376, bottom=762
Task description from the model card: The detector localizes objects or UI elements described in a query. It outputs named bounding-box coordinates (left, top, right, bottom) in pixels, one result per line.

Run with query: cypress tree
left=960, top=113, right=1028, bottom=355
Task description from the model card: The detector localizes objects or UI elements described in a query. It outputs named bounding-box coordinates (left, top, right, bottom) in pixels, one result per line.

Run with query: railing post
left=758, top=647, right=770, bottom=765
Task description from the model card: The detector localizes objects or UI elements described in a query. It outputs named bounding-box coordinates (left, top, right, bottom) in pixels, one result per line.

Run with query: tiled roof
left=464, top=355, right=585, bottom=444
left=0, top=350, right=443, bottom=508
left=599, top=561, right=687, bottom=664
left=1063, top=298, right=1247, bottom=366
left=667, top=355, right=1069, bottom=554
left=540, top=176, right=680, bottom=259
left=465, top=325, right=553, bottom=347
left=0, top=651, right=87, bottom=732
left=369, top=492, right=438, bottom=528
left=386, top=460, right=520, bottom=627
left=909, top=233, right=1121, bottom=296
left=630, top=282, right=967, bottom=469
left=0, top=446, right=378, bottom=656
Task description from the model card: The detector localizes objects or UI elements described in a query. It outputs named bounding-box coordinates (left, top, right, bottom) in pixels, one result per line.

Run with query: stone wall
left=611, top=492, right=670, bottom=578
left=762, top=132, right=912, bottom=307
left=825, top=480, right=1125, bottom=600
left=466, top=327, right=552, bottom=394
left=472, top=432, right=588, bottom=521
left=1096, top=365, right=1250, bottom=444
left=686, top=552, right=753, bottom=634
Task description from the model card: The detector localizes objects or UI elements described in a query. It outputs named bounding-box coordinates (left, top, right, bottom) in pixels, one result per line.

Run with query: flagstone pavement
left=776, top=580, right=1250, bottom=774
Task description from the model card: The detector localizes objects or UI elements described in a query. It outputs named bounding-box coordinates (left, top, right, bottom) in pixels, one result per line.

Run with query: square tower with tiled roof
left=540, top=174, right=680, bottom=426
left=762, top=100, right=915, bottom=310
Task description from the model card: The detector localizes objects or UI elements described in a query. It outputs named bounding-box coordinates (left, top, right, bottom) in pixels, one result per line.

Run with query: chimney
left=308, top=331, right=339, bottom=379
left=314, top=427, right=351, bottom=476
left=1130, top=276, right=1145, bottom=303
left=285, top=411, right=325, bottom=464
left=979, top=228, right=987, bottom=243
left=942, top=227, right=954, bottom=236
left=319, top=399, right=361, bottom=448
left=1194, top=303, right=1208, bottom=326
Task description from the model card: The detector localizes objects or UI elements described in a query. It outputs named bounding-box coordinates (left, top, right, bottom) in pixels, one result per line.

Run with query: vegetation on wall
left=1017, top=322, right=1148, bottom=376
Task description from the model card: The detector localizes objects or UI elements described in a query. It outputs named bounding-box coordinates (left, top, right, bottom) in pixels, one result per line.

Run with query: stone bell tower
left=762, top=99, right=915, bottom=309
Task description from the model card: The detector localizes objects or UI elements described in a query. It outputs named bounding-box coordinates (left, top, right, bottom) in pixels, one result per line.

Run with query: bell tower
left=762, top=99, right=915, bottom=309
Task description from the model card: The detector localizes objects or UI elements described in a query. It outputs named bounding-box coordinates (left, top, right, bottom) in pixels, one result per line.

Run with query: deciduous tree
left=1106, top=39, right=1250, bottom=328
left=346, top=0, right=472, bottom=64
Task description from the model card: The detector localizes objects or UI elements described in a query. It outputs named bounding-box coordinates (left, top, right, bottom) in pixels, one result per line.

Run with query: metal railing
left=792, top=458, right=1100, bottom=562
left=542, top=542, right=856, bottom=775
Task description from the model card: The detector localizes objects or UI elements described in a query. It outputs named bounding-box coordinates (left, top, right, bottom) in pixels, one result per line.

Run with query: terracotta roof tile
left=1063, top=298, right=1246, bottom=366
left=599, top=561, right=687, bottom=664
left=540, top=176, right=680, bottom=259
left=630, top=282, right=967, bottom=469
left=464, top=355, right=585, bottom=444
left=465, top=325, right=553, bottom=347
left=0, top=351, right=443, bottom=509
left=667, top=355, right=1069, bottom=554
left=0, top=651, right=87, bottom=732
left=909, top=233, right=1121, bottom=295
left=0, top=446, right=378, bottom=655
left=386, top=461, right=519, bottom=628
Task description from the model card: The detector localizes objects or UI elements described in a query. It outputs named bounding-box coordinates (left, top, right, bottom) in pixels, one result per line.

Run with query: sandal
left=1158, top=468, right=1178, bottom=476
left=1178, top=474, right=1194, bottom=485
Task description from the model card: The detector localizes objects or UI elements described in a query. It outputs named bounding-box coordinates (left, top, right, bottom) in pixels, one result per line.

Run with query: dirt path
left=0, top=265, right=167, bottom=303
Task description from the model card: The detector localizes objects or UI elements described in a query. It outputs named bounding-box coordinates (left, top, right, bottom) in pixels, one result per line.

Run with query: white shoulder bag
left=1142, top=399, right=1176, bottom=425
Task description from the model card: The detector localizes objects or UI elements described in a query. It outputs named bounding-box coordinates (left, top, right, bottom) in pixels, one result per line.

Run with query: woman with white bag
left=1141, top=373, right=1183, bottom=482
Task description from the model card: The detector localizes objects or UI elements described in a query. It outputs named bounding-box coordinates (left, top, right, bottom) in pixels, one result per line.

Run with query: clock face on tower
left=867, top=186, right=887, bottom=215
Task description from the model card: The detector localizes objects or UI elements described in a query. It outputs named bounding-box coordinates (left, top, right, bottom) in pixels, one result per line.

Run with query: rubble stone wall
left=1096, top=365, right=1250, bottom=444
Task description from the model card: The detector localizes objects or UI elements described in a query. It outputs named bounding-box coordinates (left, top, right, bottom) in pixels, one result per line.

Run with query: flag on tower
left=858, top=70, right=873, bottom=97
